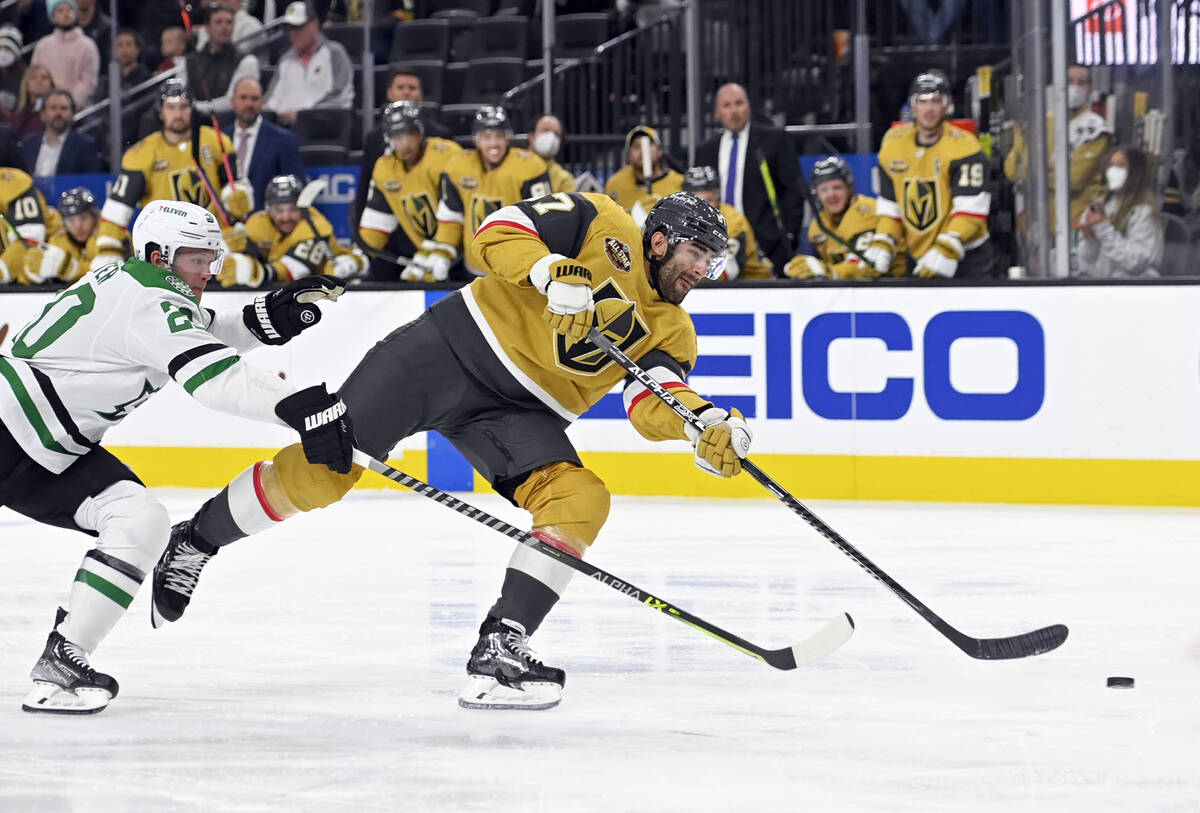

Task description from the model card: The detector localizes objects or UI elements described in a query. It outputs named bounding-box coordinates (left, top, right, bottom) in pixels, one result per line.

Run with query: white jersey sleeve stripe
left=435, top=198, right=464, bottom=224
left=359, top=207, right=398, bottom=234
left=100, top=199, right=135, bottom=228
left=875, top=197, right=902, bottom=219
left=622, top=365, right=686, bottom=417
left=475, top=204, right=537, bottom=240
left=951, top=190, right=991, bottom=217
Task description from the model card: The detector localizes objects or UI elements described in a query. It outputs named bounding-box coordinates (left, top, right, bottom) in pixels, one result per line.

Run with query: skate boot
left=458, top=617, right=565, bottom=710
left=151, top=519, right=218, bottom=628
left=22, top=608, right=119, bottom=715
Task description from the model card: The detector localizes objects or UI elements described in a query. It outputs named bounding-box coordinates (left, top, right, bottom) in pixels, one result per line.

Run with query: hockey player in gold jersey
left=682, top=165, right=771, bottom=280
left=421, top=104, right=551, bottom=279
left=155, top=192, right=751, bottom=711
left=219, top=175, right=366, bottom=287
left=605, top=125, right=684, bottom=215
left=358, top=100, right=463, bottom=282
left=93, top=78, right=251, bottom=270
left=785, top=156, right=907, bottom=279
left=0, top=168, right=72, bottom=286
left=22, top=187, right=100, bottom=286
left=863, top=72, right=996, bottom=279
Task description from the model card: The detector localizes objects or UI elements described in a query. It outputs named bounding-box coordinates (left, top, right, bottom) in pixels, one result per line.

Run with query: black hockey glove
left=275, top=384, right=355, bottom=474
left=243, top=275, right=346, bottom=346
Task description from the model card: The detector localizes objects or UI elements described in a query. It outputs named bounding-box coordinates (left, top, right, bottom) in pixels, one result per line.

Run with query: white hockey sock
left=226, top=462, right=288, bottom=535
left=58, top=550, right=144, bottom=654
left=508, top=540, right=576, bottom=597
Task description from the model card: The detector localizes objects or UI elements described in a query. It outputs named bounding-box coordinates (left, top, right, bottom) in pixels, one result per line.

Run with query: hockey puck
left=1106, top=676, right=1135, bottom=689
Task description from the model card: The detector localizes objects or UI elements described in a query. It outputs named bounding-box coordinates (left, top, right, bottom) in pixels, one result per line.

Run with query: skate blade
left=150, top=600, right=165, bottom=629
left=22, top=682, right=110, bottom=715
left=457, top=675, right=561, bottom=710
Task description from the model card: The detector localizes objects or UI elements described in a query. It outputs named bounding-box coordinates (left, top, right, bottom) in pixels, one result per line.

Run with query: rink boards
left=2, top=283, right=1197, bottom=506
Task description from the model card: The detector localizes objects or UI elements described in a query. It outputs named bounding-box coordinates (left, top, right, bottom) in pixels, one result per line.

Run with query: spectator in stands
left=353, top=65, right=450, bottom=243
left=1074, top=146, right=1163, bottom=278
left=114, top=28, right=150, bottom=90
left=0, top=25, right=26, bottom=117
left=530, top=114, right=576, bottom=194
left=195, top=0, right=264, bottom=52
left=155, top=26, right=188, bottom=75
left=188, top=3, right=260, bottom=117
left=20, top=87, right=102, bottom=175
left=696, top=82, right=806, bottom=273
left=75, top=0, right=111, bottom=68
left=264, top=1, right=353, bottom=127
left=228, top=76, right=307, bottom=211
left=30, top=0, right=100, bottom=108
left=605, top=125, right=682, bottom=217
left=8, top=64, right=55, bottom=139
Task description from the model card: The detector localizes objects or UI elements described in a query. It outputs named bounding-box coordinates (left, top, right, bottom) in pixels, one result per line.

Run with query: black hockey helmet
left=810, top=155, right=854, bottom=193
left=682, top=166, right=719, bottom=194
left=382, top=99, right=423, bottom=140
left=642, top=192, right=728, bottom=282
left=473, top=104, right=511, bottom=134
left=264, top=174, right=301, bottom=208
left=157, top=77, right=191, bottom=108
left=59, top=186, right=98, bottom=218
left=908, top=70, right=954, bottom=116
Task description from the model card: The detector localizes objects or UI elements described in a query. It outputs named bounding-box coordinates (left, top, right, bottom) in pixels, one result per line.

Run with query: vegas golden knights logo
left=469, top=196, right=503, bottom=233
left=903, top=177, right=940, bottom=231
left=401, top=192, right=437, bottom=240
left=169, top=167, right=211, bottom=208
left=556, top=278, right=647, bottom=375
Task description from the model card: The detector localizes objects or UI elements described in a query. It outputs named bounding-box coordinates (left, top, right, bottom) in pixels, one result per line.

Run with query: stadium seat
left=495, top=0, right=534, bottom=14
left=1161, top=212, right=1192, bottom=276
left=390, top=18, right=451, bottom=64
left=436, top=10, right=478, bottom=62
left=458, top=57, right=527, bottom=104
left=424, top=0, right=494, bottom=15
left=391, top=60, right=448, bottom=106
left=292, top=108, right=352, bottom=149
left=444, top=61, right=467, bottom=104
left=555, top=13, right=612, bottom=58
left=469, top=16, right=531, bottom=60
left=439, top=102, right=481, bottom=136
left=323, top=22, right=367, bottom=60
left=299, top=144, right=348, bottom=166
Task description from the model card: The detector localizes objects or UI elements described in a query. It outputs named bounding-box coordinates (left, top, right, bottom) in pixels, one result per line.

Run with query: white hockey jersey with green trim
left=0, top=258, right=292, bottom=474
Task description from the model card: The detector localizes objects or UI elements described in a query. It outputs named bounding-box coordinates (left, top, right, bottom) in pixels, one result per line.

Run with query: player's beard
left=655, top=251, right=703, bottom=305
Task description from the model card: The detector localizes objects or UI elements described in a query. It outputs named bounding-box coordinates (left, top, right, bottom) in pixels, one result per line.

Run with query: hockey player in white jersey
left=0, top=200, right=354, bottom=714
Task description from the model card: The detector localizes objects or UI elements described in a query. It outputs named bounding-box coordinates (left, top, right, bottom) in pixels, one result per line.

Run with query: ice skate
left=22, top=608, right=119, bottom=715
left=151, top=519, right=218, bottom=628
left=458, top=618, right=565, bottom=710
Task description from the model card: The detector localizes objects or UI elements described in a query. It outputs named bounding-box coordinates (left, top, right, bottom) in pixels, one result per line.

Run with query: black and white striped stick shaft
left=587, top=327, right=1068, bottom=660
left=352, top=449, right=852, bottom=670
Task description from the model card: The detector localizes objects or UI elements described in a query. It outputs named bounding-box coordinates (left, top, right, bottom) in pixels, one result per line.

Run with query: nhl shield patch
left=604, top=236, right=632, bottom=273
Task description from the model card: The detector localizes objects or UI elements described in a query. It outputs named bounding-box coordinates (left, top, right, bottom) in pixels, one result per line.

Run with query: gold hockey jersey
left=719, top=203, right=771, bottom=280
left=0, top=168, right=47, bottom=284
left=359, top=136, right=462, bottom=253
left=443, top=191, right=710, bottom=441
left=604, top=165, right=683, bottom=214
left=433, top=147, right=551, bottom=272
left=46, top=229, right=99, bottom=283
left=98, top=127, right=236, bottom=256
left=873, top=123, right=990, bottom=263
left=232, top=207, right=357, bottom=282
left=807, top=194, right=906, bottom=278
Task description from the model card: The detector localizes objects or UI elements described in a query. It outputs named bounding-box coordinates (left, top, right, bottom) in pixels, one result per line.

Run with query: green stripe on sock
left=182, top=355, right=240, bottom=395
left=74, top=569, right=134, bottom=609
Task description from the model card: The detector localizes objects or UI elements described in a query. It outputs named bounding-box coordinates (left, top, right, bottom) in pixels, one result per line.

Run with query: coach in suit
left=696, top=83, right=807, bottom=273
left=19, top=89, right=103, bottom=175
left=226, top=76, right=307, bottom=210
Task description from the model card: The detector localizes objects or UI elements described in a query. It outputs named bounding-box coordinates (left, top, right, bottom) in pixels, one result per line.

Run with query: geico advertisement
left=3, top=285, right=1198, bottom=460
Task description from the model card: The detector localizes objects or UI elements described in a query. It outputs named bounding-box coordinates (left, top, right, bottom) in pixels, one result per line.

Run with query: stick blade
left=957, top=623, right=1070, bottom=660
left=762, top=612, right=855, bottom=670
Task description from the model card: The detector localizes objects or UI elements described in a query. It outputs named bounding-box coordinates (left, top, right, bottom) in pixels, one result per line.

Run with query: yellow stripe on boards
left=110, top=446, right=1200, bottom=507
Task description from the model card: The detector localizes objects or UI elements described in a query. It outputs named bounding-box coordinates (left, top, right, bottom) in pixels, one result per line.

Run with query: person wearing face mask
left=530, top=114, right=576, bottom=194
left=0, top=25, right=27, bottom=116
left=1004, top=64, right=1111, bottom=231
left=29, top=0, right=100, bottom=108
left=1074, top=146, right=1163, bottom=277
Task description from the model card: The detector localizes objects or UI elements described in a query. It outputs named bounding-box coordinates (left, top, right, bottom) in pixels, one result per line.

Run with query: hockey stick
left=350, top=230, right=416, bottom=269
left=351, top=449, right=854, bottom=670
left=0, top=323, right=8, bottom=346
left=587, top=327, right=1069, bottom=660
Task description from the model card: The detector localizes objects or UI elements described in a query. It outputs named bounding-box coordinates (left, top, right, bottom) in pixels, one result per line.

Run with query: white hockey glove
left=399, top=259, right=425, bottom=283
left=683, top=406, right=752, bottom=478
left=529, top=253, right=594, bottom=342
left=331, top=252, right=365, bottom=280
left=90, top=252, right=124, bottom=273
left=0, top=258, right=10, bottom=284
left=913, top=247, right=958, bottom=278
left=409, top=240, right=455, bottom=282
left=784, top=254, right=826, bottom=280
left=861, top=245, right=893, bottom=275
left=20, top=243, right=76, bottom=284
left=218, top=252, right=267, bottom=288
left=418, top=250, right=451, bottom=282
left=720, top=237, right=741, bottom=281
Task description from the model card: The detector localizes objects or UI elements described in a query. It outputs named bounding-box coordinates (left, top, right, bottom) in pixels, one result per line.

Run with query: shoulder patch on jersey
left=152, top=159, right=170, bottom=172
left=811, top=232, right=827, bottom=245
left=166, top=274, right=192, bottom=297
left=856, top=202, right=873, bottom=215
left=604, top=236, right=632, bottom=273
left=384, top=179, right=402, bottom=192
left=200, top=145, right=214, bottom=164
left=121, top=259, right=200, bottom=303
left=460, top=176, right=478, bottom=189
left=888, top=159, right=909, bottom=173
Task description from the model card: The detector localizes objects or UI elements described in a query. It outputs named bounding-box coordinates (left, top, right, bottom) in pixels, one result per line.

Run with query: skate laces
left=163, top=540, right=213, bottom=595
left=59, top=639, right=94, bottom=676
left=502, top=629, right=542, bottom=665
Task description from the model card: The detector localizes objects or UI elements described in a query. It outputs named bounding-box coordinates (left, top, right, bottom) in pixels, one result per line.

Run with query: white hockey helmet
left=132, top=200, right=225, bottom=273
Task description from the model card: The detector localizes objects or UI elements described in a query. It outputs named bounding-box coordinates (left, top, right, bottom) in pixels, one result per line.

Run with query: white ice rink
left=2, top=488, right=1198, bottom=812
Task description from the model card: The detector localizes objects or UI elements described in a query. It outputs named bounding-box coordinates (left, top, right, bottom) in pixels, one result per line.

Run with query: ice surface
left=2, top=490, right=1198, bottom=812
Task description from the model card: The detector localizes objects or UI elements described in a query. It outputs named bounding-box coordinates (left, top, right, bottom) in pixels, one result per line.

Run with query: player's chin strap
left=586, top=326, right=1069, bottom=662
left=350, top=447, right=852, bottom=670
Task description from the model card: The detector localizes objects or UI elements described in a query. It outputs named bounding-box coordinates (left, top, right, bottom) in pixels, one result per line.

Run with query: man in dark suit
left=226, top=76, right=307, bottom=211
left=696, top=83, right=806, bottom=274
left=20, top=89, right=104, bottom=176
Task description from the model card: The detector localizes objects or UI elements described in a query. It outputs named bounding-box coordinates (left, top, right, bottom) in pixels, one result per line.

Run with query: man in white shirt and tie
left=227, top=76, right=307, bottom=212
left=696, top=82, right=807, bottom=273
